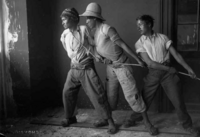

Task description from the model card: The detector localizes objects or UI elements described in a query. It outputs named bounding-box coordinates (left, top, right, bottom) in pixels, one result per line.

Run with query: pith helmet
left=80, top=2, right=105, bottom=21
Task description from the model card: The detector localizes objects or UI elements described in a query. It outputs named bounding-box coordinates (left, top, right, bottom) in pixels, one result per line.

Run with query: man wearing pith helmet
left=60, top=7, right=117, bottom=134
left=80, top=3, right=158, bottom=135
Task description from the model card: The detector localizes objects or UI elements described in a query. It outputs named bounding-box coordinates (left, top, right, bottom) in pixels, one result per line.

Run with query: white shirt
left=94, top=23, right=123, bottom=61
left=60, top=25, right=93, bottom=65
left=135, top=33, right=172, bottom=63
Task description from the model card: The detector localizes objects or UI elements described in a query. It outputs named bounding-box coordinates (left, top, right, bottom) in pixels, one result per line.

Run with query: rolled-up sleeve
left=102, top=25, right=121, bottom=43
left=107, top=27, right=121, bottom=43
left=135, top=39, right=146, bottom=54
left=163, top=35, right=173, bottom=50
left=166, top=40, right=173, bottom=50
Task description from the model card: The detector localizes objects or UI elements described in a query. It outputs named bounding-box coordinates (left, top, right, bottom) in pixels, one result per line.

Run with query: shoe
left=61, top=116, right=77, bottom=127
left=107, top=126, right=117, bottom=134
left=145, top=124, right=159, bottom=136
left=130, top=114, right=143, bottom=122
left=123, top=119, right=136, bottom=128
left=93, top=119, right=108, bottom=127
left=123, top=115, right=143, bottom=128
left=0, top=133, right=5, bottom=137
left=184, top=127, right=200, bottom=137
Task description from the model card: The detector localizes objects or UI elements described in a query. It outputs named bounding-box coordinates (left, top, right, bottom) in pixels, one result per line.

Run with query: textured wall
left=0, top=0, right=29, bottom=117
left=8, top=0, right=30, bottom=115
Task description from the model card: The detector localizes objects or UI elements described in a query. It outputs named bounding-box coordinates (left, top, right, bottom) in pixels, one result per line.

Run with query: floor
left=0, top=107, right=200, bottom=137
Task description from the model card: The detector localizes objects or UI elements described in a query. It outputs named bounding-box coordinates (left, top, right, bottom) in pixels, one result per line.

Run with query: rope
left=117, top=63, right=200, bottom=81
left=178, top=72, right=200, bottom=81
left=71, top=31, right=200, bottom=81
left=70, top=30, right=100, bottom=61
left=118, top=63, right=142, bottom=67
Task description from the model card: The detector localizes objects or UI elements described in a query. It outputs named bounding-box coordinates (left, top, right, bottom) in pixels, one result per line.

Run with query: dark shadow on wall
left=26, top=0, right=61, bottom=116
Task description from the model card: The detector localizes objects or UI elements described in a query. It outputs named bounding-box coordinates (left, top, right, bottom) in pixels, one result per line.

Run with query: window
left=176, top=0, right=200, bottom=51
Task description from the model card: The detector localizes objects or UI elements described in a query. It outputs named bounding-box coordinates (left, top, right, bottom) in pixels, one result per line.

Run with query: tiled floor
left=1, top=107, right=200, bottom=137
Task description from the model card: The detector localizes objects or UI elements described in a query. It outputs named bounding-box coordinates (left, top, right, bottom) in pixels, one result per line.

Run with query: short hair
left=136, top=15, right=154, bottom=28
left=60, top=8, right=79, bottom=22
left=87, top=16, right=104, bottom=23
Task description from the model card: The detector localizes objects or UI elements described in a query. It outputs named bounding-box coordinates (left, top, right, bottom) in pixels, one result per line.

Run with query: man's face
left=61, top=16, right=72, bottom=29
left=136, top=19, right=151, bottom=35
left=86, top=16, right=96, bottom=29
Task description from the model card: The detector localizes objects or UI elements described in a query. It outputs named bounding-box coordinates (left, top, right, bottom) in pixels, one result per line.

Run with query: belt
left=161, top=61, right=171, bottom=67
left=101, top=51, right=125, bottom=65
left=71, top=63, right=94, bottom=70
left=109, top=56, right=128, bottom=68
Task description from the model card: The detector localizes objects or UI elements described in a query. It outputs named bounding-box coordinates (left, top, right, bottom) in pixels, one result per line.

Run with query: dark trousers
left=130, top=69, right=192, bottom=129
left=62, top=66, right=111, bottom=120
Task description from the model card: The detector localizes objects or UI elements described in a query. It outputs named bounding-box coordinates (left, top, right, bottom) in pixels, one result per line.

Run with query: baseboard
left=186, top=103, right=200, bottom=113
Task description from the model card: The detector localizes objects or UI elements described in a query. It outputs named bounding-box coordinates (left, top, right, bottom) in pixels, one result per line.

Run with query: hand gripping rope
left=72, top=31, right=200, bottom=81
left=117, top=63, right=200, bottom=81
left=71, top=30, right=103, bottom=62
left=82, top=45, right=200, bottom=81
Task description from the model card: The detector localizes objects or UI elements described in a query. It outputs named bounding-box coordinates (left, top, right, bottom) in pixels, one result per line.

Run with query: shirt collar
left=143, top=31, right=157, bottom=40
left=69, top=25, right=80, bottom=33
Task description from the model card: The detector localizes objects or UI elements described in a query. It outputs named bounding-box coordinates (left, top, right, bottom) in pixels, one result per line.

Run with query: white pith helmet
left=80, top=2, right=105, bottom=21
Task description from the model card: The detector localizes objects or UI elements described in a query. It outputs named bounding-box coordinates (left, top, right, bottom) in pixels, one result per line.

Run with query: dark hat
left=60, top=8, right=79, bottom=19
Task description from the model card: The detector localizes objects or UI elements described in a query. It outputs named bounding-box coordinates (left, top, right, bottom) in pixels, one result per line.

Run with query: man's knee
left=62, top=89, right=73, bottom=99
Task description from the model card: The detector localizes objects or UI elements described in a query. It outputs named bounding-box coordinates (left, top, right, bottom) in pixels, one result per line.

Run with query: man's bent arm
left=140, top=52, right=170, bottom=71
left=169, top=44, right=196, bottom=78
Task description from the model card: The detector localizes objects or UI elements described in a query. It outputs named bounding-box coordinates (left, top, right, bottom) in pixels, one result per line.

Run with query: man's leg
left=128, top=69, right=162, bottom=122
left=106, top=65, right=120, bottom=110
left=116, top=66, right=146, bottom=113
left=81, top=67, right=117, bottom=134
left=62, top=69, right=81, bottom=127
left=129, top=85, right=162, bottom=122
left=161, top=73, right=199, bottom=136
left=119, top=68, right=160, bottom=135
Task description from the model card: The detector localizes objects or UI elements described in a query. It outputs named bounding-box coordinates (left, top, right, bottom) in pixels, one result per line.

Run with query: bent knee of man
left=62, top=90, right=74, bottom=98
left=126, top=95, right=146, bottom=113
